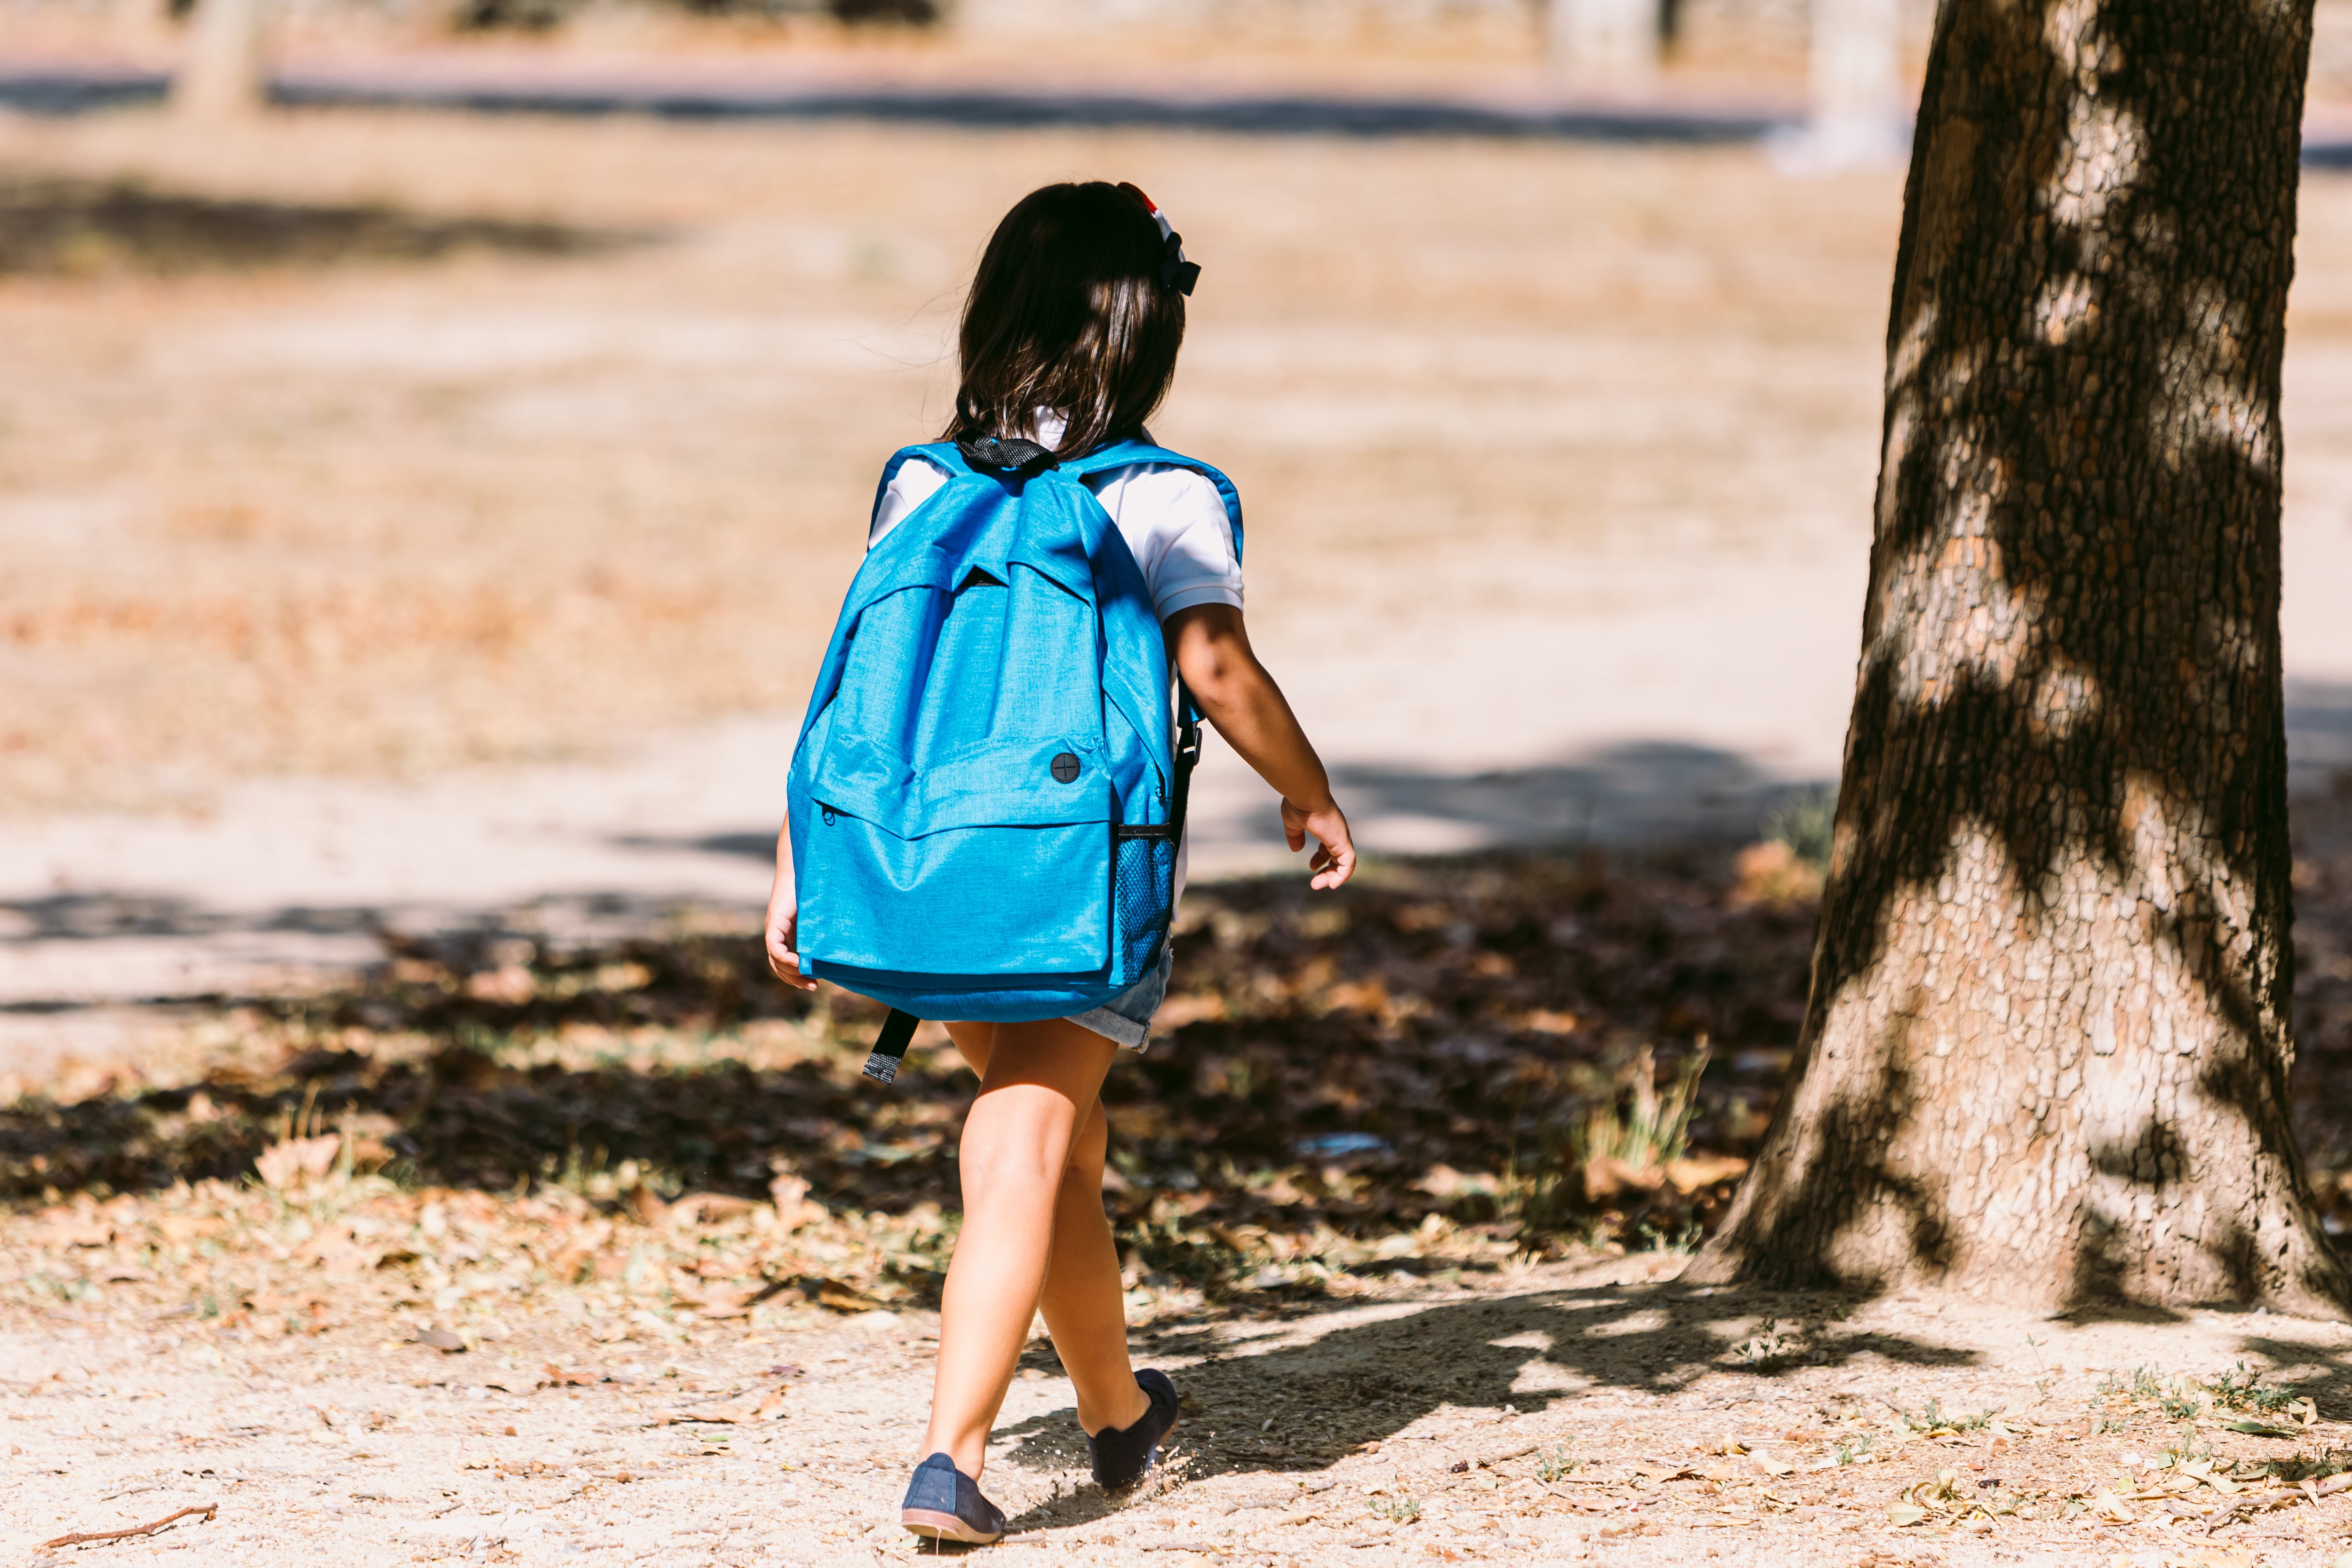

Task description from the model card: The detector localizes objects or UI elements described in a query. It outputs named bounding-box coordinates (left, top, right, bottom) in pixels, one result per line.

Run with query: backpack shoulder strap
left=869, top=442, right=970, bottom=528
left=1059, top=440, right=1242, bottom=802
left=1057, top=440, right=1245, bottom=566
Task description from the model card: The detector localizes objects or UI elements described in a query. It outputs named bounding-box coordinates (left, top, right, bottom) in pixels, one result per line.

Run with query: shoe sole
left=902, top=1508, right=1004, bottom=1544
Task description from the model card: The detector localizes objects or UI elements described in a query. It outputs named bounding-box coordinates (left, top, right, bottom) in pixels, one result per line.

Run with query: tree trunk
left=1689, top=0, right=2348, bottom=1313
left=175, top=0, right=274, bottom=121
left=1794, top=0, right=1910, bottom=169
left=1548, top=0, right=1662, bottom=86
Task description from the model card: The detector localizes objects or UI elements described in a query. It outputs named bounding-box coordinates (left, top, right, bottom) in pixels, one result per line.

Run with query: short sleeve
left=1083, top=463, right=1244, bottom=621
left=867, top=455, right=953, bottom=549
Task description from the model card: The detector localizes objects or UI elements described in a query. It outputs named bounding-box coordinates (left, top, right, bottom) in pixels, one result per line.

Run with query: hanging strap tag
left=864, top=1008, right=920, bottom=1085
left=1170, top=681, right=1203, bottom=843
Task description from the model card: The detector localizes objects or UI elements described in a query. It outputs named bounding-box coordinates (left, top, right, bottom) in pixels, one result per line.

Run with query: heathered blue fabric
left=788, top=438, right=1244, bottom=1021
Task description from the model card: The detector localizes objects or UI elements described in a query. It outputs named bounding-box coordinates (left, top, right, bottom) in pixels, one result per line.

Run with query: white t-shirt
left=866, top=424, right=1243, bottom=620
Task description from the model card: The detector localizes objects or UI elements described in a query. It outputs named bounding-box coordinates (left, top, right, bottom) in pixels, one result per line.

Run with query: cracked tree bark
left=1687, top=0, right=2348, bottom=1312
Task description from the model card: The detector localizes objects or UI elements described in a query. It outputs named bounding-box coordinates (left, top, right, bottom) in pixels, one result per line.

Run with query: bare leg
left=1037, top=1094, right=1152, bottom=1436
left=920, top=1017, right=1137, bottom=1475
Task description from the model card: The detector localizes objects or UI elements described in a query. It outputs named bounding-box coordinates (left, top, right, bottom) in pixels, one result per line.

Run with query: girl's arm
left=764, top=820, right=817, bottom=990
left=1165, top=604, right=1355, bottom=890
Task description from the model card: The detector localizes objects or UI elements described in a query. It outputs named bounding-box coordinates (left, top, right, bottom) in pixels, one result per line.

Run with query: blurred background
left=7, top=0, right=2352, bottom=1220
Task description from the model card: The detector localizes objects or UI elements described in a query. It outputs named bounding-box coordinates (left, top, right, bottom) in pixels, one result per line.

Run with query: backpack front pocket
left=798, top=805, right=1112, bottom=980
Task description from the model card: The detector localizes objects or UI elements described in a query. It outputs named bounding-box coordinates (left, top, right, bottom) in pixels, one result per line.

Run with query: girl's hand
left=1169, top=607, right=1352, bottom=890
left=1282, top=797, right=1357, bottom=890
left=765, top=895, right=817, bottom=991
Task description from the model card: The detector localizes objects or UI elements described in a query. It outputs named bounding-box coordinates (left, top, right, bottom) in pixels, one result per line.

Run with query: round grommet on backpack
left=1050, top=753, right=1081, bottom=784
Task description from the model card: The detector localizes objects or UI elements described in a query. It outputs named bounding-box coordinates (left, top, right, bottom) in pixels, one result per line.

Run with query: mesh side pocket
left=1112, top=829, right=1176, bottom=988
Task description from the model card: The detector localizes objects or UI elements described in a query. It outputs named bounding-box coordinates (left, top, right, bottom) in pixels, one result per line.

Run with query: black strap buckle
left=956, top=436, right=1057, bottom=478
left=863, top=1008, right=920, bottom=1085
left=1169, top=688, right=1203, bottom=843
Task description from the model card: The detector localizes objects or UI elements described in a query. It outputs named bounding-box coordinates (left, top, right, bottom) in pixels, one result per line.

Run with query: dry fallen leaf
left=1581, top=1154, right=1667, bottom=1204
left=657, top=1387, right=787, bottom=1425
left=1884, top=1503, right=1926, bottom=1527
left=673, top=1282, right=752, bottom=1312
left=803, top=1277, right=887, bottom=1314
left=767, top=1173, right=826, bottom=1229
left=1660, top=1155, right=1750, bottom=1194
left=666, top=1193, right=759, bottom=1228
left=1633, top=1464, right=1702, bottom=1481
left=43, top=1215, right=113, bottom=1248
left=254, top=1135, right=342, bottom=1191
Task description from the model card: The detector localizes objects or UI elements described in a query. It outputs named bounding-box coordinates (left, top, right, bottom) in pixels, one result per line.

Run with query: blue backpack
left=786, top=434, right=1243, bottom=1082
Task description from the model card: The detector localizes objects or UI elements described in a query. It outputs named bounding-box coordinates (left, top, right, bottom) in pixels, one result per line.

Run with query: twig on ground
left=2201, top=1469, right=2352, bottom=1533
left=40, top=1503, right=218, bottom=1549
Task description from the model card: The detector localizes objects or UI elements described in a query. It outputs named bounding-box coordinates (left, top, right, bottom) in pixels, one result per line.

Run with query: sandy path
left=12, top=1250, right=2352, bottom=1567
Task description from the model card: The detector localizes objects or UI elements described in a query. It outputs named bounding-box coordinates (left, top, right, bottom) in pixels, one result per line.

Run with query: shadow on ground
left=1322, top=745, right=1824, bottom=851
left=0, top=852, right=1822, bottom=1267
left=0, top=175, right=651, bottom=275
left=0, top=66, right=1785, bottom=142
left=8, top=770, right=2352, bottom=1368
left=623, top=741, right=1831, bottom=866
left=0, top=888, right=701, bottom=950
left=13, top=767, right=2352, bottom=1242
left=987, top=1281, right=1978, bottom=1525
left=0, top=891, right=388, bottom=946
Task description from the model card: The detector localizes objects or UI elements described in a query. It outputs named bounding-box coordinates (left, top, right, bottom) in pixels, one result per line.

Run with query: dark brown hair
left=948, top=181, right=1186, bottom=460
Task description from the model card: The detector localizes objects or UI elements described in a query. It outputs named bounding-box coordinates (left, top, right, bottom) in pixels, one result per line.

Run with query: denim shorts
left=1065, top=945, right=1173, bottom=1053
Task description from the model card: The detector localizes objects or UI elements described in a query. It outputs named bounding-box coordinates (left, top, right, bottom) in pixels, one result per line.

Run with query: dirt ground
left=7, top=810, right=2352, bottom=1565
left=6, top=102, right=2351, bottom=809
left=19, top=1239, right=2352, bottom=1568
left=16, top=82, right=2352, bottom=1568
left=0, top=103, right=1919, bottom=815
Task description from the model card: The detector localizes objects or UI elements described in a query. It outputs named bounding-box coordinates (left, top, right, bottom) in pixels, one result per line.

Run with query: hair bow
left=1117, top=182, right=1201, bottom=296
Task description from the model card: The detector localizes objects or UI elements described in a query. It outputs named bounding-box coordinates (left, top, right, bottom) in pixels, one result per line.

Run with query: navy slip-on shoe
left=1088, top=1368, right=1181, bottom=1489
left=900, top=1451, right=1007, bottom=1545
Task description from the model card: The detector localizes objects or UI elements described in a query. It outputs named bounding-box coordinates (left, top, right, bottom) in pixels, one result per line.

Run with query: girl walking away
left=763, top=181, right=1355, bottom=1545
